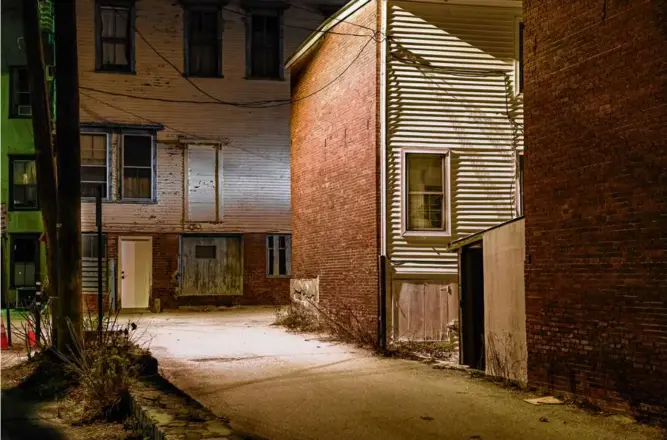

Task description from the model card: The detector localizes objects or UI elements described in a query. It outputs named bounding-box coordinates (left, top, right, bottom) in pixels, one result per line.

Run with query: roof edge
left=285, top=0, right=373, bottom=69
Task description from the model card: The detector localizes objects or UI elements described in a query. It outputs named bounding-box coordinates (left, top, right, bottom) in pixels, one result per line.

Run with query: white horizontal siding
left=386, top=1, right=523, bottom=276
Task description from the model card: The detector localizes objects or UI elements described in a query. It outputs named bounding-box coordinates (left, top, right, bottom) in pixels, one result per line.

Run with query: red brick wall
left=524, top=0, right=667, bottom=416
left=101, top=233, right=287, bottom=310
left=291, top=2, right=380, bottom=333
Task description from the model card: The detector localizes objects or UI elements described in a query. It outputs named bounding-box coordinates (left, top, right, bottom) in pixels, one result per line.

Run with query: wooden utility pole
left=54, top=0, right=83, bottom=351
left=21, top=0, right=60, bottom=345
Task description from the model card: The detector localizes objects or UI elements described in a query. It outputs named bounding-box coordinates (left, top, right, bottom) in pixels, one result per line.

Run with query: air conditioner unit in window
left=17, top=105, right=32, bottom=116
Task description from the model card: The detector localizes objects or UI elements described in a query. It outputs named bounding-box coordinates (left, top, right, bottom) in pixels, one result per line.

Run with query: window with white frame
left=267, top=234, right=291, bottom=277
left=121, top=134, right=154, bottom=200
left=404, top=152, right=450, bottom=233
left=80, top=133, right=109, bottom=198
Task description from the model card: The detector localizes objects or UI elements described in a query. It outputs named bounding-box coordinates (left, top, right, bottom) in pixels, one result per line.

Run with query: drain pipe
left=377, top=255, right=387, bottom=352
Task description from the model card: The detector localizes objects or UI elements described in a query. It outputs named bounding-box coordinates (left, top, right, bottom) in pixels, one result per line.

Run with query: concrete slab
left=131, top=308, right=663, bottom=440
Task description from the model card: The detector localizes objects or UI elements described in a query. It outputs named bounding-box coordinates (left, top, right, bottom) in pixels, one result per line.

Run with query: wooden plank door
left=180, top=236, right=243, bottom=296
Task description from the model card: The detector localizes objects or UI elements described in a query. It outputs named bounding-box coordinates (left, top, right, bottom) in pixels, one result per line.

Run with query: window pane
left=114, top=8, right=128, bottom=37
left=14, top=263, right=36, bottom=287
left=81, top=134, right=107, bottom=165
left=16, top=68, right=29, bottom=92
left=81, top=234, right=105, bottom=258
left=407, top=154, right=442, bottom=193
left=195, top=245, right=216, bottom=259
left=251, top=14, right=280, bottom=77
left=100, top=8, right=116, bottom=37
left=123, top=168, right=151, bottom=199
left=278, top=248, right=286, bottom=275
left=268, top=247, right=275, bottom=276
left=124, top=136, right=152, bottom=166
left=190, top=44, right=217, bottom=76
left=408, top=194, right=443, bottom=230
left=13, top=186, right=38, bottom=208
left=114, top=43, right=129, bottom=66
left=13, top=160, right=36, bottom=185
left=14, top=239, right=37, bottom=262
left=102, top=42, right=116, bottom=64
left=81, top=167, right=107, bottom=184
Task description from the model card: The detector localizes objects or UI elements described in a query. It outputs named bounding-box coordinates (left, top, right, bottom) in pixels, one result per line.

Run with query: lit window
left=9, top=157, right=38, bottom=210
left=405, top=153, right=448, bottom=231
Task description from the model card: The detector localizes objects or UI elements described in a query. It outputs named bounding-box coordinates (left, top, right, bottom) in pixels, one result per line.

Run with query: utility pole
left=54, top=0, right=83, bottom=352
left=21, top=0, right=60, bottom=345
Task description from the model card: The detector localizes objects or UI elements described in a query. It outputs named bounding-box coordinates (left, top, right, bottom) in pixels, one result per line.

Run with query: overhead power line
left=81, top=91, right=289, bottom=164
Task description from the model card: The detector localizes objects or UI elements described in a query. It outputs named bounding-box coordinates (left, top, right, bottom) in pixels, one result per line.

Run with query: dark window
left=9, top=157, right=38, bottom=211
left=195, top=245, right=216, bottom=259
left=11, top=236, right=40, bottom=288
left=41, top=31, right=55, bottom=67
left=518, top=22, right=524, bottom=93
left=122, top=135, right=153, bottom=200
left=9, top=67, right=31, bottom=118
left=185, top=8, right=221, bottom=77
left=247, top=10, right=282, bottom=79
left=81, top=133, right=109, bottom=198
left=267, top=235, right=290, bottom=276
left=82, top=233, right=106, bottom=259
left=96, top=3, right=134, bottom=72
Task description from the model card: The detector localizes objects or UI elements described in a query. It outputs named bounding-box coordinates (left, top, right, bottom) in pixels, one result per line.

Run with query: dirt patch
left=1, top=353, right=146, bottom=440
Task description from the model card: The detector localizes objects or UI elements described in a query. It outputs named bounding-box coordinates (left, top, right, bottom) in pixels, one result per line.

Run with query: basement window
left=402, top=150, right=451, bottom=236
left=267, top=234, right=291, bottom=277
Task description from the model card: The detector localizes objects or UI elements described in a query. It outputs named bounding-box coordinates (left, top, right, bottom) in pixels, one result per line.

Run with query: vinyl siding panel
left=386, top=1, right=523, bottom=276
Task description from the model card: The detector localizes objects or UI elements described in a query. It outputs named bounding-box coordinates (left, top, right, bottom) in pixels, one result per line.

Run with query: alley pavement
left=128, top=307, right=663, bottom=440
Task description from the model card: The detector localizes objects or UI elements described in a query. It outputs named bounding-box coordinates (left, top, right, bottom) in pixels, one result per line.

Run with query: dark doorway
left=460, top=243, right=485, bottom=370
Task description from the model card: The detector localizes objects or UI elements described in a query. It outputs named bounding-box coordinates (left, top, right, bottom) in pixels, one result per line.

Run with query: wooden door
left=180, top=236, right=242, bottom=296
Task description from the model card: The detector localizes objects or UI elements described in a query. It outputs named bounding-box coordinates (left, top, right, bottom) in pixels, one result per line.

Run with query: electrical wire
left=81, top=91, right=289, bottom=164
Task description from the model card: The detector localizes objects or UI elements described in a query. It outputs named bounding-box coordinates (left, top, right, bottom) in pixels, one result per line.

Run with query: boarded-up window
left=187, top=145, right=222, bottom=222
left=406, top=154, right=447, bottom=231
left=267, top=234, right=291, bottom=277
left=81, top=233, right=107, bottom=293
left=81, top=134, right=109, bottom=198
left=122, top=134, right=153, bottom=200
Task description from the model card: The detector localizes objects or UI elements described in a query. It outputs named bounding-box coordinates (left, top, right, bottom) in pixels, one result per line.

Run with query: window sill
left=81, top=198, right=157, bottom=205
left=8, top=206, right=40, bottom=212
left=8, top=115, right=32, bottom=119
left=94, top=68, right=136, bottom=75
left=402, top=230, right=452, bottom=239
left=184, top=73, right=224, bottom=79
left=244, top=76, right=285, bottom=82
left=267, top=275, right=291, bottom=279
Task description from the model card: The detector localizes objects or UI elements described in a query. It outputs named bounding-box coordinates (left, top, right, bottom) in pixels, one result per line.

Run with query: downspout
left=377, top=0, right=389, bottom=351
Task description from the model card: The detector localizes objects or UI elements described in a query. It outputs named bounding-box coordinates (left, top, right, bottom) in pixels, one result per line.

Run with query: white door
left=120, top=238, right=151, bottom=309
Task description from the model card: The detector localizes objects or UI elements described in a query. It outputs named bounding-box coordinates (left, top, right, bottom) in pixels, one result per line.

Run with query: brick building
left=289, top=0, right=523, bottom=340
left=524, top=1, right=667, bottom=415
left=74, top=0, right=342, bottom=311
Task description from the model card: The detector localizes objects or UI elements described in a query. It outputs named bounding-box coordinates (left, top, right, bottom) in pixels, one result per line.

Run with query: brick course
left=524, top=0, right=667, bottom=416
left=290, top=2, right=381, bottom=333
left=83, top=233, right=287, bottom=312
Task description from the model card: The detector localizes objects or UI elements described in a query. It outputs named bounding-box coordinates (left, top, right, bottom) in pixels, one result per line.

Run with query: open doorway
left=460, top=242, right=485, bottom=370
